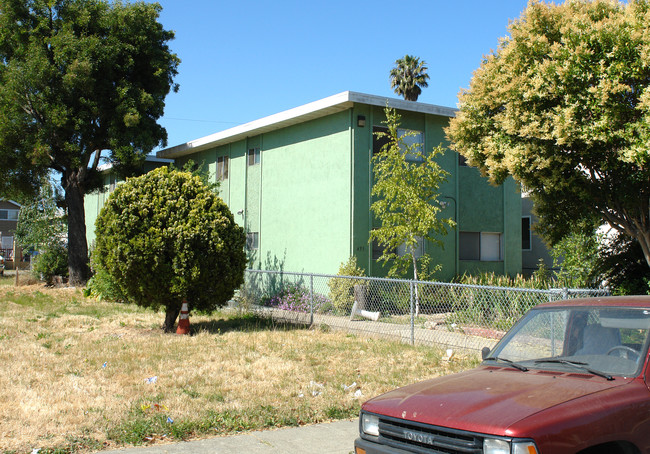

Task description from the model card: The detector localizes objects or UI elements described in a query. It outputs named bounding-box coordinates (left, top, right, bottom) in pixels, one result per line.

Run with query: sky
left=153, top=0, right=532, bottom=151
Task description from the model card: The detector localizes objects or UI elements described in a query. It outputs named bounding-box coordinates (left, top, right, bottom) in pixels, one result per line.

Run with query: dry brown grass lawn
left=0, top=278, right=478, bottom=453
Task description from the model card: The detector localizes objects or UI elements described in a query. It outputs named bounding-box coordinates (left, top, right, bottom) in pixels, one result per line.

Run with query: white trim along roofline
left=97, top=155, right=175, bottom=172
left=156, top=91, right=458, bottom=159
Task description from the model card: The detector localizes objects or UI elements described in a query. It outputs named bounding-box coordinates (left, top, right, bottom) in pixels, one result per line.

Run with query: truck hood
left=363, top=366, right=631, bottom=436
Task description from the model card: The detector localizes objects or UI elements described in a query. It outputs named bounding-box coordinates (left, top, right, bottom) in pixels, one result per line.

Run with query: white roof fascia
left=97, top=155, right=174, bottom=173
left=157, top=91, right=457, bottom=159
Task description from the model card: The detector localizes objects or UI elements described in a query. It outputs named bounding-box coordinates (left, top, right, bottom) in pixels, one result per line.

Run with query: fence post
left=310, top=273, right=314, bottom=326
left=410, top=280, right=415, bottom=346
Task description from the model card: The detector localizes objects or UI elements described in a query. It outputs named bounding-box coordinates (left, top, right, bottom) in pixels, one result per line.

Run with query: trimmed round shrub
left=93, top=167, right=246, bottom=331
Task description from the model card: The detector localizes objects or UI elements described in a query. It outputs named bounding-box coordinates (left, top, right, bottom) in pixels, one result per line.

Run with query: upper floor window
left=0, top=209, right=19, bottom=221
left=217, top=156, right=229, bottom=180
left=398, top=128, right=424, bottom=162
left=372, top=126, right=424, bottom=162
left=248, top=147, right=260, bottom=166
left=373, top=126, right=390, bottom=155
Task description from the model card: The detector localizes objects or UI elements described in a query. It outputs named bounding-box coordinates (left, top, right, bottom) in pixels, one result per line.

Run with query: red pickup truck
left=355, top=296, right=650, bottom=454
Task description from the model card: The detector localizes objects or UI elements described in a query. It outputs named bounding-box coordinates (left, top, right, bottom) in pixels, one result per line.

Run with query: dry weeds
left=0, top=279, right=477, bottom=453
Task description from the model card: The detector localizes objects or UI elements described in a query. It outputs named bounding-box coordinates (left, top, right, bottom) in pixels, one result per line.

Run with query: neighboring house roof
left=157, top=91, right=458, bottom=159
left=0, top=200, right=22, bottom=208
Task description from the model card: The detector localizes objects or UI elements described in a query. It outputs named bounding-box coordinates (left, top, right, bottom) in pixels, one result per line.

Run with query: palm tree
left=389, top=55, right=430, bottom=101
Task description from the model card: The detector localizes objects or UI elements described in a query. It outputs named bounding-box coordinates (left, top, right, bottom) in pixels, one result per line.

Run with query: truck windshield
left=485, top=306, right=650, bottom=377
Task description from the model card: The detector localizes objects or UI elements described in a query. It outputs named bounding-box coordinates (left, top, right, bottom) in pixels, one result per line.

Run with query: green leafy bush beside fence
left=327, top=257, right=366, bottom=314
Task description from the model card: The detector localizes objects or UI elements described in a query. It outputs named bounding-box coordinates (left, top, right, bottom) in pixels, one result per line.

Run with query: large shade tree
left=446, top=0, right=650, bottom=269
left=389, top=55, right=430, bottom=101
left=0, top=0, right=180, bottom=284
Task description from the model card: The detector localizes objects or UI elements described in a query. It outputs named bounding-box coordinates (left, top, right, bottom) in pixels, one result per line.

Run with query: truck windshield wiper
left=485, top=356, right=528, bottom=372
left=534, top=358, right=613, bottom=381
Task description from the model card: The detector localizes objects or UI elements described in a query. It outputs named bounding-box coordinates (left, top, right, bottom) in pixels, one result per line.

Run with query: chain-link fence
left=235, top=269, right=610, bottom=354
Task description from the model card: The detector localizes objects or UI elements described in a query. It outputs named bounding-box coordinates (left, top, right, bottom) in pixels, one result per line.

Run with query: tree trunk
left=162, top=306, right=180, bottom=333
left=63, top=170, right=90, bottom=286
left=636, top=230, right=650, bottom=270
left=411, top=250, right=420, bottom=317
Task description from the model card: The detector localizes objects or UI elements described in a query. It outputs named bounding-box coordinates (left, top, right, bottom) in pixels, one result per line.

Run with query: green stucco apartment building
left=85, top=91, right=522, bottom=280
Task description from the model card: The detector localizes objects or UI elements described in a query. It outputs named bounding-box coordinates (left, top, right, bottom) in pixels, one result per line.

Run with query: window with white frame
left=522, top=216, right=532, bottom=251
left=459, top=231, right=504, bottom=261
left=0, top=209, right=18, bottom=221
left=1, top=236, right=13, bottom=250
left=217, top=156, right=229, bottom=180
left=247, top=147, right=260, bottom=166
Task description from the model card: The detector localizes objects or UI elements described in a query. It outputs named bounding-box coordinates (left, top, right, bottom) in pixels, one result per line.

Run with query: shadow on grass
left=190, top=312, right=309, bottom=335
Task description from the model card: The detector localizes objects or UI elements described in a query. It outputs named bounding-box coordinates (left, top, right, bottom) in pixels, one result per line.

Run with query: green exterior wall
left=84, top=98, right=523, bottom=280
left=176, top=112, right=353, bottom=275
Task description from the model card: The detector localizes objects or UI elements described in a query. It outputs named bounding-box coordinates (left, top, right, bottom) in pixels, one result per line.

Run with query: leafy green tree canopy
left=0, top=0, right=180, bottom=284
left=389, top=55, right=430, bottom=101
left=370, top=107, right=455, bottom=281
left=93, top=167, right=247, bottom=332
left=447, top=0, right=650, bottom=268
left=14, top=176, right=67, bottom=253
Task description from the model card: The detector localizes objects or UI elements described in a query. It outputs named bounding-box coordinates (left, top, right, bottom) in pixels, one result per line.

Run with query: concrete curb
left=97, top=420, right=358, bottom=454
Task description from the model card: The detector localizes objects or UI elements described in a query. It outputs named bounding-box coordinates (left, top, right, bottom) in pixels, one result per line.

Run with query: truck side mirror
left=481, top=347, right=490, bottom=360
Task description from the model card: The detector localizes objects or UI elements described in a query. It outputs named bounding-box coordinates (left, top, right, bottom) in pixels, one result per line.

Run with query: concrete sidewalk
left=97, top=420, right=358, bottom=454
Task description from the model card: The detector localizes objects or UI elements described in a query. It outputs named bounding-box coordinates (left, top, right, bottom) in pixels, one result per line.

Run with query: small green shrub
left=328, top=256, right=366, bottom=314
left=32, top=244, right=68, bottom=284
left=84, top=268, right=127, bottom=302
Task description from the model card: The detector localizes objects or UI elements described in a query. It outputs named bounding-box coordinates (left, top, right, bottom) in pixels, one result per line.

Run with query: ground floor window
left=459, top=231, right=503, bottom=261
left=246, top=232, right=259, bottom=250
left=397, top=236, right=424, bottom=259
left=522, top=216, right=532, bottom=251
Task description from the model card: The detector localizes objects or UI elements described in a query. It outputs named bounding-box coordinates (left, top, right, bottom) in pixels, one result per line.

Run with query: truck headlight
left=484, top=439, right=510, bottom=454
left=484, top=438, right=539, bottom=454
left=361, top=413, right=379, bottom=437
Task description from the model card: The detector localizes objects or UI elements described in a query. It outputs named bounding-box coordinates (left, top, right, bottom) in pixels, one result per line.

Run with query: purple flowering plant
left=262, top=283, right=332, bottom=314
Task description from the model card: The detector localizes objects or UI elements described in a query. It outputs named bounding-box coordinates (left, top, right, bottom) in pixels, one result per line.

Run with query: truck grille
left=377, top=416, right=484, bottom=453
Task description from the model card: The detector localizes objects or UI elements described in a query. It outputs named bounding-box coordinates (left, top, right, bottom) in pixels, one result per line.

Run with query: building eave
left=97, top=155, right=174, bottom=172
left=0, top=199, right=22, bottom=208
left=157, top=91, right=457, bottom=159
